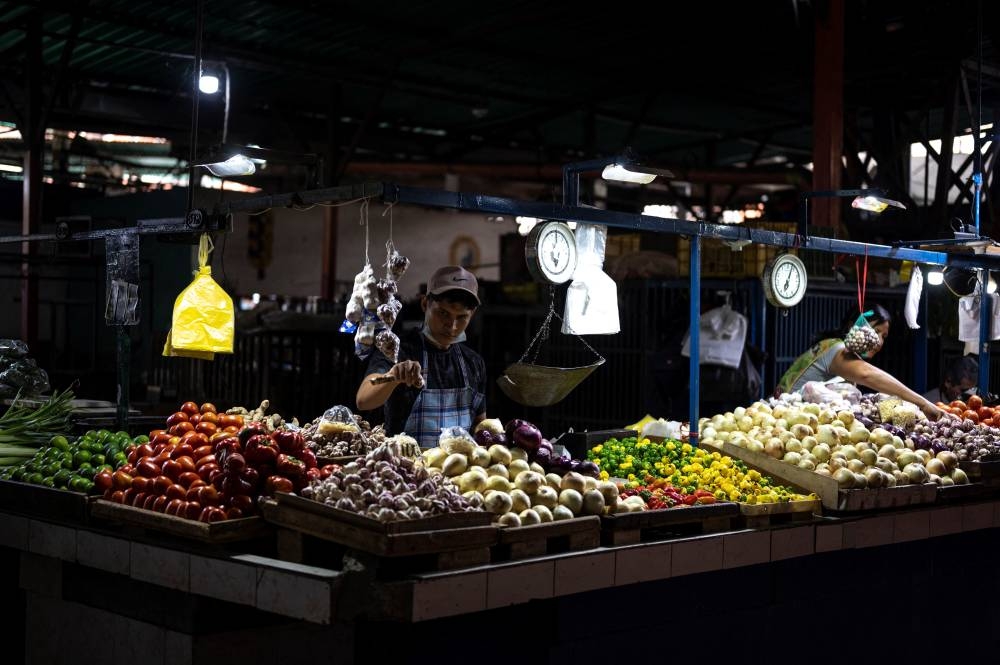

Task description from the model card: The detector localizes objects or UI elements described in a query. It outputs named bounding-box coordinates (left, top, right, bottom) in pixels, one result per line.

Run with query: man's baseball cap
left=427, top=265, right=480, bottom=305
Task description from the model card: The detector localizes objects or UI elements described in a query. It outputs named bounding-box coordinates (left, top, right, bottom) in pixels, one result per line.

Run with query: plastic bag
left=163, top=235, right=234, bottom=356
left=680, top=304, right=748, bottom=369
left=824, top=381, right=862, bottom=404
left=905, top=266, right=922, bottom=329
left=317, top=405, right=361, bottom=436
left=562, top=224, right=620, bottom=335
left=0, top=339, right=29, bottom=359
left=439, top=426, right=476, bottom=455
left=801, top=380, right=846, bottom=405
left=0, top=358, right=49, bottom=394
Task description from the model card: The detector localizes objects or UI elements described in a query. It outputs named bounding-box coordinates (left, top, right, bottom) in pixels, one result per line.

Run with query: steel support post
left=688, top=236, right=701, bottom=443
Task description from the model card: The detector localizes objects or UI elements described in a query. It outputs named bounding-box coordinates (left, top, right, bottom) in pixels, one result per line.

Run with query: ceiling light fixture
left=926, top=268, right=945, bottom=286
left=196, top=153, right=255, bottom=177
left=799, top=188, right=907, bottom=237
left=199, top=73, right=220, bottom=94
left=562, top=147, right=672, bottom=206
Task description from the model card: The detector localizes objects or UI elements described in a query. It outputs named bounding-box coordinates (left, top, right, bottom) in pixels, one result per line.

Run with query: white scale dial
left=526, top=222, right=578, bottom=284
left=762, top=253, right=808, bottom=308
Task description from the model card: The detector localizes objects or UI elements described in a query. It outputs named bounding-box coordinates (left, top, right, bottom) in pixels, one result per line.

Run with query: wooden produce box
left=315, top=455, right=363, bottom=467
left=600, top=503, right=738, bottom=546
left=494, top=516, right=600, bottom=560
left=261, top=492, right=497, bottom=569
left=738, top=498, right=822, bottom=528
left=959, top=459, right=1000, bottom=484
left=700, top=439, right=937, bottom=512
left=0, top=479, right=92, bottom=523
left=90, top=499, right=272, bottom=544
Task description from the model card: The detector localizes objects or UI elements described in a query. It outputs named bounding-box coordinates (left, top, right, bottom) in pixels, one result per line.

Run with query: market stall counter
left=4, top=499, right=1000, bottom=664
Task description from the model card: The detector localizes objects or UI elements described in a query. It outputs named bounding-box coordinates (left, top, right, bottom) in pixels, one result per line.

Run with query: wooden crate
left=738, top=498, right=822, bottom=528
left=90, top=499, right=272, bottom=544
left=959, top=460, right=1000, bottom=484
left=700, top=439, right=938, bottom=512
left=600, top=503, right=738, bottom=546
left=315, top=455, right=363, bottom=467
left=260, top=493, right=497, bottom=572
left=0, top=479, right=92, bottom=523
left=935, top=482, right=995, bottom=503
left=494, top=516, right=600, bottom=560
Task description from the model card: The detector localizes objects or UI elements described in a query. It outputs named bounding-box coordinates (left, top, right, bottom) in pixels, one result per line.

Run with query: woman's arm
left=830, top=350, right=947, bottom=420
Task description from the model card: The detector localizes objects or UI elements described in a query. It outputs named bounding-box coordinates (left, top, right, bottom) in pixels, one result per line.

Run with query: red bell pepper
left=265, top=474, right=295, bottom=494
left=244, top=434, right=279, bottom=466
left=272, top=430, right=305, bottom=455
left=276, top=453, right=306, bottom=479
left=297, top=447, right=318, bottom=469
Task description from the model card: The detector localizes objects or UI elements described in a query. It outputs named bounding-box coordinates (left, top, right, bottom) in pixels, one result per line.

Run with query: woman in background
left=775, top=304, right=946, bottom=421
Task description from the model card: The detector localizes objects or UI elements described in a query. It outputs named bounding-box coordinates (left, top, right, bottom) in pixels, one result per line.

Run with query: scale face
left=525, top=221, right=578, bottom=284
left=762, top=253, right=808, bottom=308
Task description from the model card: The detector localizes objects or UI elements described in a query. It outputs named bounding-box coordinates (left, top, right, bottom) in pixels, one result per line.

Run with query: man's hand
left=920, top=401, right=950, bottom=422
left=389, top=360, right=424, bottom=388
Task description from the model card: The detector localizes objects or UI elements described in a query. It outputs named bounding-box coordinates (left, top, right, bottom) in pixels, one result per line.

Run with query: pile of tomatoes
left=936, top=394, right=995, bottom=425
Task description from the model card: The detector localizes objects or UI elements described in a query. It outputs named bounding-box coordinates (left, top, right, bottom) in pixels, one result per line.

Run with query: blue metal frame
left=215, top=180, right=1000, bottom=437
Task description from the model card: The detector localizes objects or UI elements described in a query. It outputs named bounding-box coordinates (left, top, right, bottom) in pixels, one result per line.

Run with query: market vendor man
left=356, top=265, right=487, bottom=447
left=775, top=304, right=947, bottom=421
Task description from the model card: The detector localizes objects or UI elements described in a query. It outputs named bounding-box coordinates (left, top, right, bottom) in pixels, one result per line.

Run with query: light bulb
left=601, top=163, right=656, bottom=184
left=926, top=270, right=944, bottom=286
left=199, top=74, right=220, bottom=94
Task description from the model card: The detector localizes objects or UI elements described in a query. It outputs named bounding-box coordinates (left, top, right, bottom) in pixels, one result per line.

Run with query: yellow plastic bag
left=163, top=234, right=234, bottom=356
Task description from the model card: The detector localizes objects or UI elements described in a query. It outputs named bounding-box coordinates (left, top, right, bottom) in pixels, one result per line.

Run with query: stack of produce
left=225, top=399, right=294, bottom=432
left=0, top=386, right=75, bottom=467
left=1, top=429, right=140, bottom=493
left=857, top=393, right=1000, bottom=463
left=300, top=443, right=479, bottom=522
left=420, top=420, right=626, bottom=527
left=589, top=436, right=813, bottom=504
left=97, top=401, right=332, bottom=522
left=303, top=415, right=386, bottom=458
left=699, top=399, right=969, bottom=488
left=473, top=418, right=600, bottom=477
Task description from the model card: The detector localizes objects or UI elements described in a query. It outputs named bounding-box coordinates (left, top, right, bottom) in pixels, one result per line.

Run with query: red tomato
left=177, top=471, right=201, bottom=488
left=173, top=421, right=195, bottom=434
left=968, top=394, right=984, bottom=410
left=182, top=501, right=202, bottom=520
left=123, top=488, right=140, bottom=505
left=166, top=483, right=187, bottom=501
left=951, top=400, right=968, bottom=412
left=963, top=410, right=980, bottom=423
left=152, top=432, right=173, bottom=447
left=200, top=412, right=219, bottom=426
left=136, top=460, right=160, bottom=479
left=198, top=464, right=219, bottom=483
left=149, top=429, right=165, bottom=439
left=192, top=445, right=213, bottom=461
left=223, top=425, right=239, bottom=435
left=218, top=414, right=241, bottom=429
left=189, top=413, right=202, bottom=425
left=165, top=411, right=189, bottom=427
left=209, top=431, right=230, bottom=445
left=141, top=494, right=157, bottom=510
left=153, top=475, right=174, bottom=495
left=199, top=506, right=226, bottom=523
left=111, top=490, right=125, bottom=504
left=180, top=401, right=200, bottom=416
left=195, top=421, right=218, bottom=436
left=161, top=459, right=183, bottom=481
left=175, top=456, right=197, bottom=473
left=112, top=470, right=134, bottom=491
left=165, top=498, right=185, bottom=516
left=152, top=495, right=169, bottom=512
left=197, top=485, right=221, bottom=505
left=225, top=507, right=244, bottom=520
left=172, top=442, right=195, bottom=459
left=200, top=402, right=217, bottom=415
left=230, top=494, right=255, bottom=513
left=196, top=454, right=217, bottom=469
